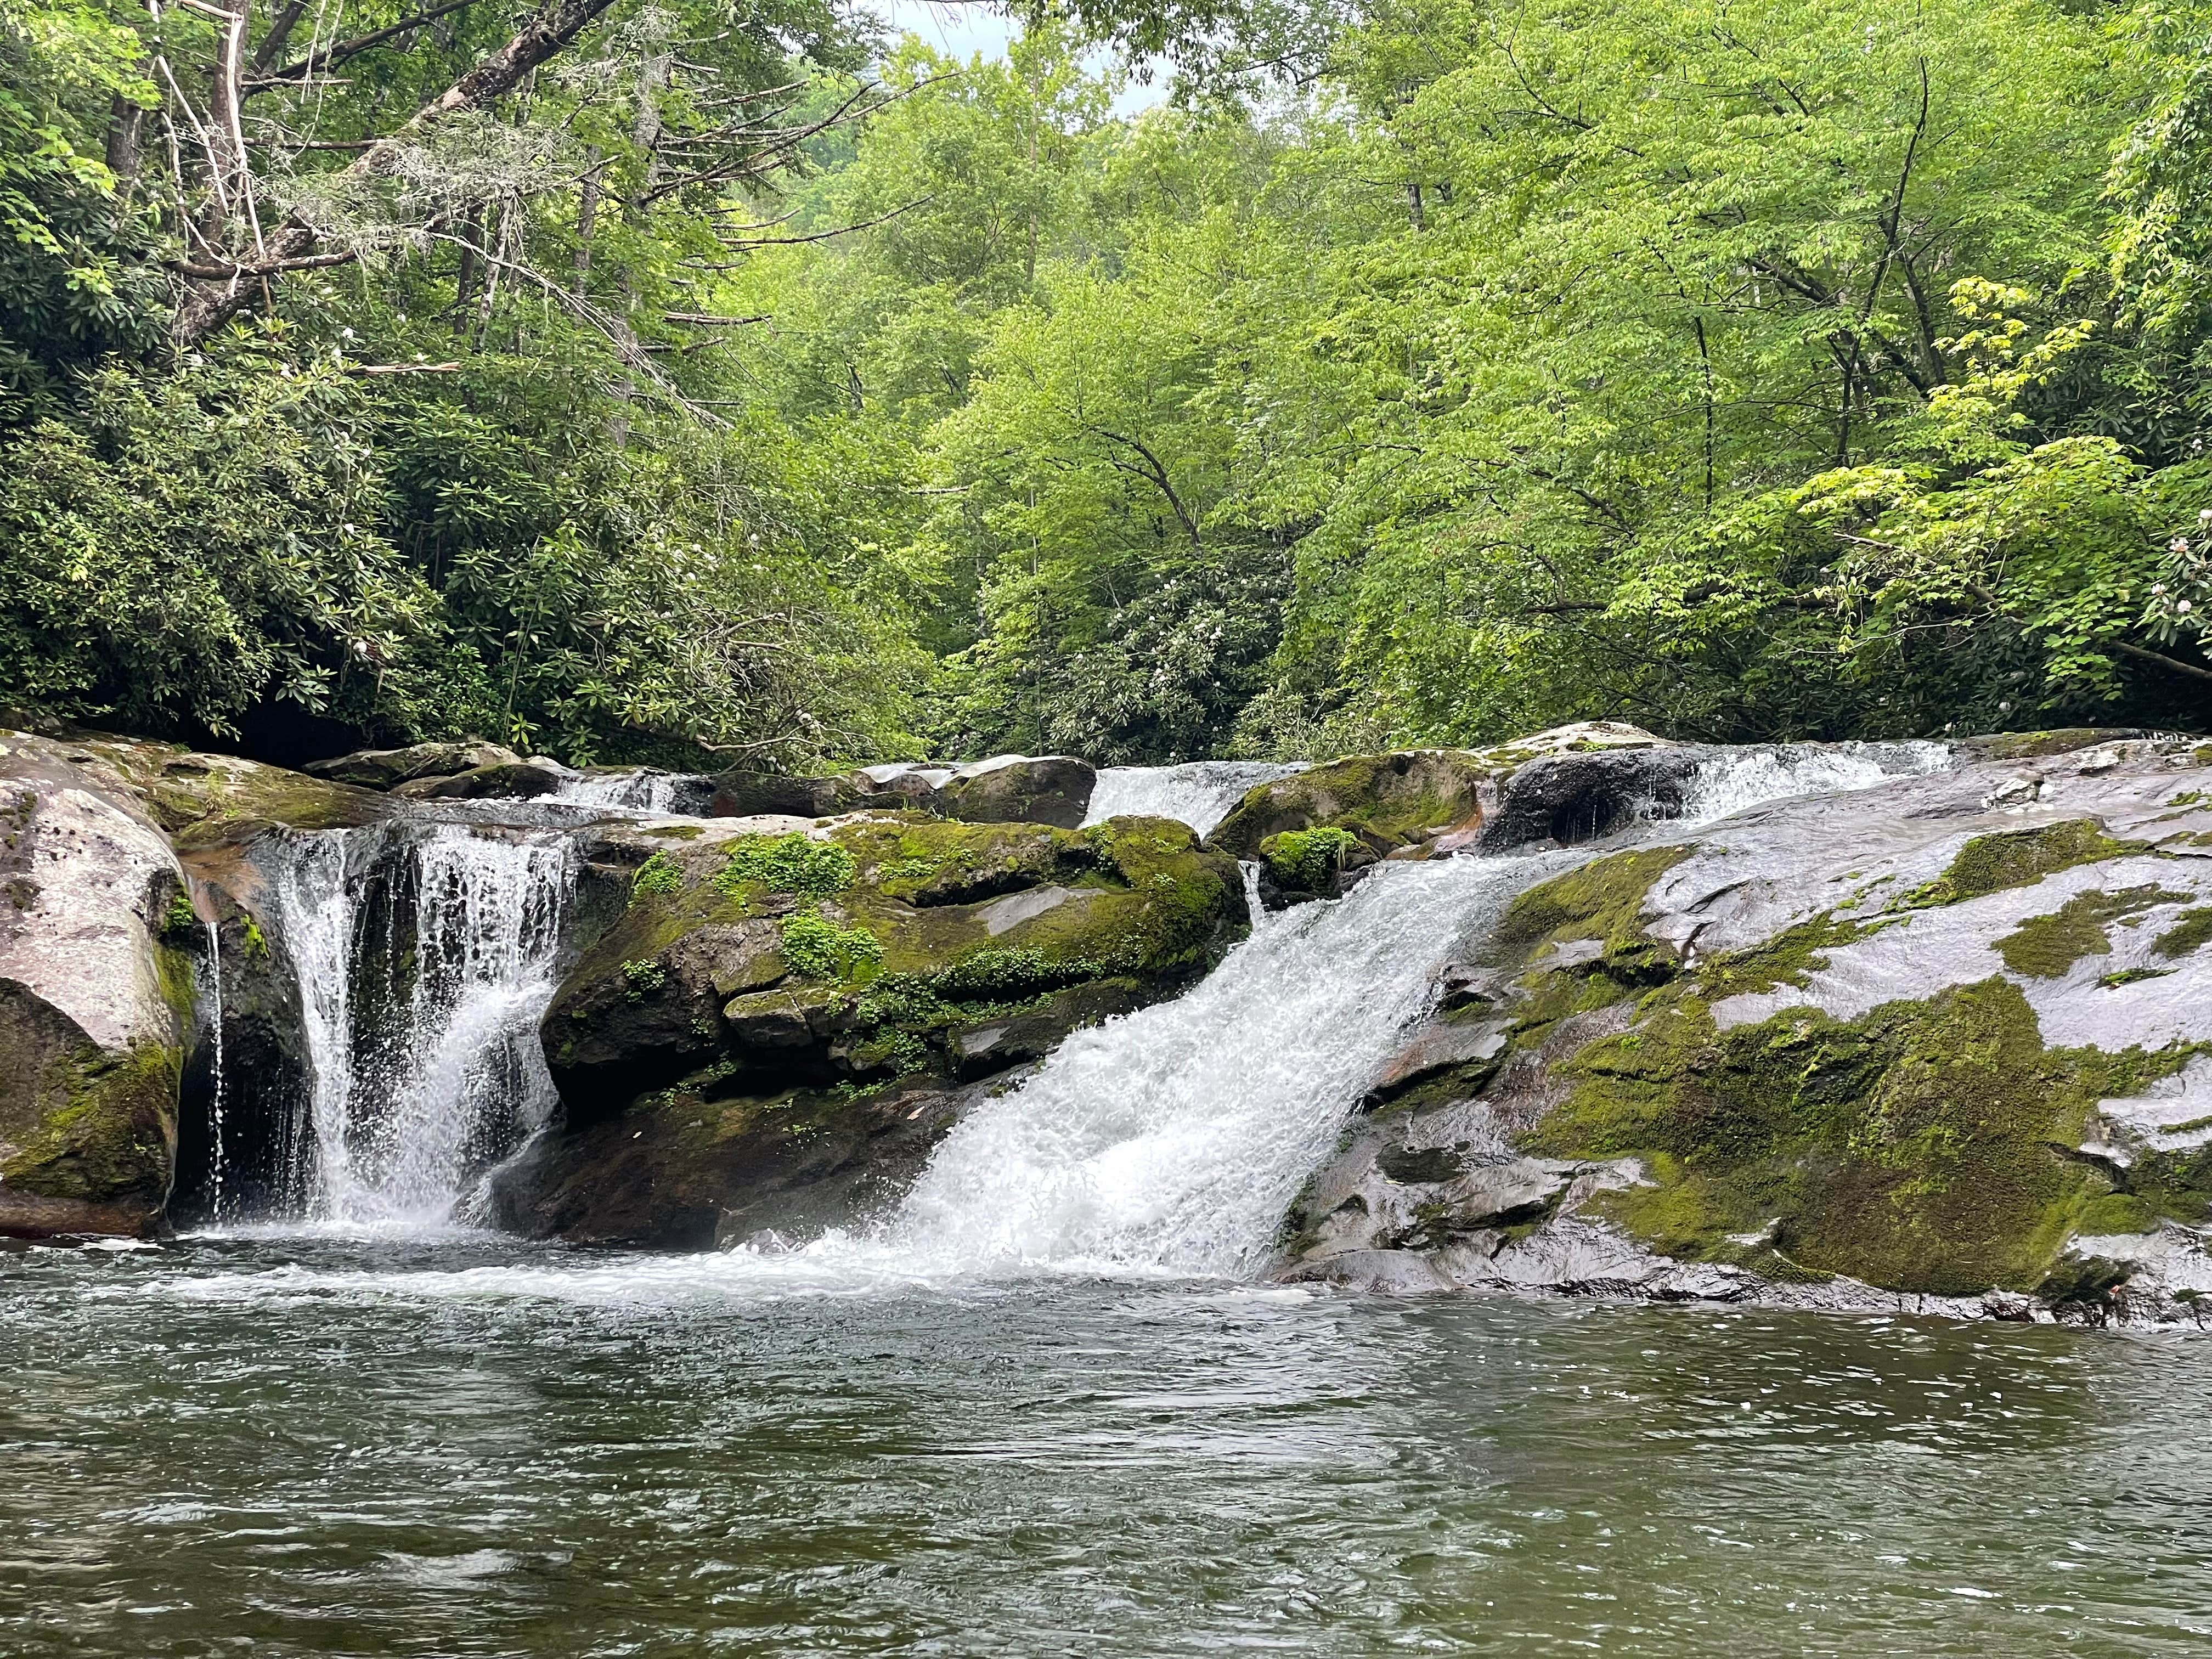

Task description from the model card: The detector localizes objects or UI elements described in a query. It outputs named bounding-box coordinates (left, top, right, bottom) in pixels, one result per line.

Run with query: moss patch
left=1259, top=827, right=1362, bottom=889
left=1900, top=819, right=2138, bottom=910
left=1991, top=885, right=2188, bottom=978
left=1528, top=977, right=2195, bottom=1296
left=1496, top=846, right=1693, bottom=974
left=2155, top=906, right=2212, bottom=959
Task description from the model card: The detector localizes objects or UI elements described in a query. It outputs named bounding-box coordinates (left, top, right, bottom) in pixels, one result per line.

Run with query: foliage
left=629, top=852, right=685, bottom=903
left=712, top=833, right=858, bottom=898
left=11, top=0, right=2212, bottom=764
left=778, top=906, right=883, bottom=980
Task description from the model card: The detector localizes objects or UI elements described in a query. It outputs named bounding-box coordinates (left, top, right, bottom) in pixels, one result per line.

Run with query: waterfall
left=263, top=821, right=573, bottom=1230
left=1082, top=761, right=1309, bottom=838
left=881, top=850, right=1570, bottom=1276
left=554, top=768, right=691, bottom=812
left=1673, top=740, right=1950, bottom=824
left=202, top=917, right=228, bottom=1226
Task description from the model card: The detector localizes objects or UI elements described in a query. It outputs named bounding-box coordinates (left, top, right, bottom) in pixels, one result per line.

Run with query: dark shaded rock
left=392, top=760, right=567, bottom=801
left=304, top=740, right=518, bottom=791
left=1476, top=747, right=1712, bottom=852
left=487, top=1069, right=1022, bottom=1250
left=936, top=756, right=1097, bottom=828
left=708, top=770, right=856, bottom=818
left=170, top=850, right=314, bottom=1223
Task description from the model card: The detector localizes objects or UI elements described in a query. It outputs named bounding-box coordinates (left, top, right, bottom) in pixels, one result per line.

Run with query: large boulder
left=0, top=734, right=195, bottom=1235
left=935, top=755, right=1097, bottom=828
left=304, top=739, right=519, bottom=791
left=1283, top=730, right=2212, bottom=1322
left=392, top=759, right=567, bottom=801
left=1210, top=724, right=1674, bottom=903
left=490, top=811, right=1243, bottom=1244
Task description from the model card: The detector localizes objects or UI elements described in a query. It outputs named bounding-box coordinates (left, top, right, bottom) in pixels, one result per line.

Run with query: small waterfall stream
left=257, top=821, right=573, bottom=1230
left=1081, top=760, right=1308, bottom=837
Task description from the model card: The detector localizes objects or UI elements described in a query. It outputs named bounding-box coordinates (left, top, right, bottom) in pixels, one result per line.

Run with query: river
left=5, top=1235, right=2208, bottom=1657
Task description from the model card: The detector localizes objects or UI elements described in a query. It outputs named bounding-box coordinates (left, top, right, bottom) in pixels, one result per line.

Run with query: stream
left=7, top=1238, right=2211, bottom=1657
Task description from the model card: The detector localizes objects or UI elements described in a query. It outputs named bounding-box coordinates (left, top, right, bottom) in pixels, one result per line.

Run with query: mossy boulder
left=0, top=735, right=199, bottom=1235
left=1210, top=724, right=1674, bottom=866
left=1288, top=735, right=2212, bottom=1318
left=304, top=739, right=520, bottom=791
left=501, top=811, right=1244, bottom=1243
left=392, top=759, right=567, bottom=801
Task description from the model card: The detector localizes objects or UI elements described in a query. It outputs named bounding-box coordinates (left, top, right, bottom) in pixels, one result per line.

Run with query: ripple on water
left=4, top=1239, right=2211, bottom=1658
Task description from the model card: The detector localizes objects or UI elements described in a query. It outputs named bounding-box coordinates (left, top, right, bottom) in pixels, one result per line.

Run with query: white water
left=1674, top=740, right=1950, bottom=824
left=1083, top=761, right=1309, bottom=838
left=554, top=768, right=691, bottom=812
left=263, top=822, right=572, bottom=1229
left=884, top=854, right=1547, bottom=1276
left=201, top=918, right=228, bottom=1224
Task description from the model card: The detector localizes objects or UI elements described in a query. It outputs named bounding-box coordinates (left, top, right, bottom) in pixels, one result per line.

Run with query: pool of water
left=5, top=1234, right=2209, bottom=1657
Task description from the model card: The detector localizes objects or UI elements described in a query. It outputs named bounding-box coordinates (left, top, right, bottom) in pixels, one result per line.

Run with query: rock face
left=489, top=811, right=1242, bottom=1245
left=304, top=740, right=520, bottom=791
left=1210, top=725, right=1675, bottom=905
left=0, top=735, right=192, bottom=1235
left=707, top=757, right=1099, bottom=831
left=0, top=730, right=388, bottom=1234
left=1283, top=731, right=2212, bottom=1322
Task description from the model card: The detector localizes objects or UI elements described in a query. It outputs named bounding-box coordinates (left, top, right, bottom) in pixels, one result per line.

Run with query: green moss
left=240, top=917, right=269, bottom=961
left=2099, top=966, right=2178, bottom=990
left=1530, top=976, right=2200, bottom=1296
left=2155, top=906, right=2212, bottom=958
left=1899, top=819, right=2137, bottom=910
left=645, top=824, right=705, bottom=840
left=1258, top=826, right=1362, bottom=889
left=778, top=907, right=883, bottom=981
left=630, top=851, right=685, bottom=904
left=1991, top=885, right=2186, bottom=978
left=713, top=833, right=857, bottom=899
left=1496, top=845, right=1693, bottom=980
left=620, top=959, right=668, bottom=1001
left=160, top=891, right=200, bottom=940
left=1, top=1039, right=179, bottom=1201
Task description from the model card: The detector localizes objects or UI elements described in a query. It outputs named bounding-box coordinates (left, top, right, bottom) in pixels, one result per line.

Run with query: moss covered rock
left=498, top=811, right=1244, bottom=1242
left=0, top=734, right=199, bottom=1235
left=1288, top=734, right=2212, bottom=1318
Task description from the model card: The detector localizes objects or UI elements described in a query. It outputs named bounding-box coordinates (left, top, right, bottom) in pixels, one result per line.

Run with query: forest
left=8, top=0, right=2212, bottom=770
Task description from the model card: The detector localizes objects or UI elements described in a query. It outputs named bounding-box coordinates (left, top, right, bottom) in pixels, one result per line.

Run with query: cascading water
left=881, top=851, right=1567, bottom=1276
left=262, top=821, right=573, bottom=1230
left=554, top=768, right=692, bottom=812
left=1081, top=760, right=1308, bottom=837
left=805, top=738, right=1959, bottom=1280
left=1672, top=740, right=1951, bottom=823
left=201, top=919, right=229, bottom=1225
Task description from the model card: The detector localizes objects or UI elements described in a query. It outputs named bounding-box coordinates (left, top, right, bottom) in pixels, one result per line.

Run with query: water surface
left=5, top=1236, right=2208, bottom=1657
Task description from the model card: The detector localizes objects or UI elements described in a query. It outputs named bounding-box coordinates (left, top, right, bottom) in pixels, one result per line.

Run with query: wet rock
left=1476, top=746, right=1711, bottom=851
left=304, top=740, right=519, bottom=791
left=486, top=1068, right=1023, bottom=1250
left=0, top=736, right=193, bottom=1236
left=511, top=811, right=1244, bottom=1239
left=392, top=759, right=568, bottom=801
left=1275, top=732, right=2212, bottom=1322
left=935, top=755, right=1097, bottom=828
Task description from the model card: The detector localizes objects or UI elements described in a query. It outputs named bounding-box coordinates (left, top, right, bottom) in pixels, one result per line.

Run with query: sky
left=871, top=1, right=1170, bottom=116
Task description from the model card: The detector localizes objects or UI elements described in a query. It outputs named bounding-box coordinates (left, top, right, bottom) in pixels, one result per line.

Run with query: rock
left=0, top=736, right=194, bottom=1236
left=487, top=1069, right=1022, bottom=1250
left=391, top=759, right=567, bottom=800
left=1274, top=731, right=2212, bottom=1321
left=708, top=770, right=855, bottom=819
left=1212, top=726, right=1676, bottom=887
left=1475, top=745, right=1709, bottom=850
left=304, top=740, right=520, bottom=791
left=935, top=755, right=1097, bottom=828
left=505, top=811, right=1244, bottom=1241
left=1210, top=748, right=1503, bottom=862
